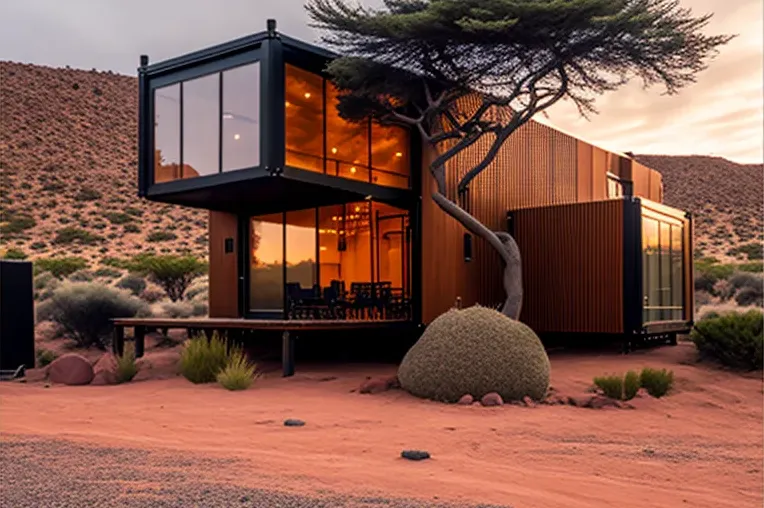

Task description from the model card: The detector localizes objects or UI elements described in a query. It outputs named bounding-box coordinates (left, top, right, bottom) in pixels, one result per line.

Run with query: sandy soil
left=1, top=342, right=762, bottom=508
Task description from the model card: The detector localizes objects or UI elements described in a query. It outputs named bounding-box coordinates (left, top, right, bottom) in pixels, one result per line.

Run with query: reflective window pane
left=660, top=222, right=672, bottom=320
left=153, top=84, right=181, bottom=183
left=183, top=74, right=220, bottom=177
left=318, top=205, right=344, bottom=288
left=286, top=209, right=317, bottom=290
left=671, top=224, right=684, bottom=320
left=642, top=217, right=660, bottom=323
left=326, top=82, right=369, bottom=183
left=249, top=213, right=284, bottom=312
left=371, top=124, right=409, bottom=188
left=285, top=64, right=324, bottom=173
left=223, top=63, right=260, bottom=172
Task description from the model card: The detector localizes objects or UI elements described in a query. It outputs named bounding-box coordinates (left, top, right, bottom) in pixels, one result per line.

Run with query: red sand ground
left=1, top=342, right=762, bottom=508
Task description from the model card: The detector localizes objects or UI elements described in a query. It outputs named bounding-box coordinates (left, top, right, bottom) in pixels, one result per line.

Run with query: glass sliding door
left=249, top=213, right=284, bottom=313
left=642, top=213, right=684, bottom=324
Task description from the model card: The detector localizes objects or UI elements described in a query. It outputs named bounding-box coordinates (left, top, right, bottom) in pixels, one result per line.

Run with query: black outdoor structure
left=0, top=260, right=35, bottom=379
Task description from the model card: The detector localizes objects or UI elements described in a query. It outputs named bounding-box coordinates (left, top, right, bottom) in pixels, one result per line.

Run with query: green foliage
left=104, top=212, right=134, bottom=225
left=30, top=241, right=47, bottom=251
left=53, top=227, right=104, bottom=245
left=738, top=262, right=764, bottom=273
left=115, top=343, right=139, bottom=383
left=623, top=370, right=641, bottom=400
left=35, top=257, right=88, bottom=279
left=102, top=256, right=128, bottom=269
left=727, top=242, right=764, bottom=261
left=36, top=349, right=58, bottom=367
left=115, top=274, right=147, bottom=296
left=2, top=247, right=27, bottom=260
left=217, top=347, right=258, bottom=391
left=593, top=375, right=624, bottom=400
left=147, top=230, right=178, bottom=242
left=126, top=254, right=207, bottom=302
left=1, top=213, right=36, bottom=235
left=639, top=368, right=674, bottom=398
left=35, top=282, right=149, bottom=349
left=691, top=310, right=763, bottom=371
left=124, top=207, right=144, bottom=217
left=93, top=267, right=122, bottom=278
left=74, top=187, right=102, bottom=201
left=179, top=332, right=230, bottom=384
left=736, top=286, right=763, bottom=307
left=123, top=223, right=141, bottom=234
left=68, top=270, right=94, bottom=282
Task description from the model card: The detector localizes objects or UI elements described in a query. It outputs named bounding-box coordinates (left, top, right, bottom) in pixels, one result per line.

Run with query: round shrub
left=35, top=282, right=149, bottom=349
left=735, top=286, right=763, bottom=307
left=397, top=306, right=551, bottom=402
left=68, top=269, right=94, bottom=282
left=116, top=274, right=147, bottom=296
left=180, top=333, right=229, bottom=384
left=690, top=309, right=763, bottom=370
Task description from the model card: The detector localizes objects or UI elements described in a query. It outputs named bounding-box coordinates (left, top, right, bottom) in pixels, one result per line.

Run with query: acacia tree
left=306, top=0, right=732, bottom=319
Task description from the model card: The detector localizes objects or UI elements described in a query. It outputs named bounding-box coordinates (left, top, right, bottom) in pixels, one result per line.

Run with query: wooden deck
left=111, top=318, right=412, bottom=377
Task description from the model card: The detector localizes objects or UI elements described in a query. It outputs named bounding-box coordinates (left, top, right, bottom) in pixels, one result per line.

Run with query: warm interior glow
left=304, top=92, right=311, bottom=99
left=331, top=147, right=338, bottom=154
left=234, top=134, right=240, bottom=140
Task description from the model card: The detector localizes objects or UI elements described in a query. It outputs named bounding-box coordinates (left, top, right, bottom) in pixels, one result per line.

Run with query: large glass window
left=247, top=201, right=411, bottom=320
left=222, top=62, right=260, bottom=172
left=284, top=65, right=410, bottom=189
left=285, top=64, right=324, bottom=173
left=182, top=74, right=219, bottom=178
left=153, top=84, right=181, bottom=183
left=249, top=213, right=284, bottom=312
left=642, top=214, right=684, bottom=323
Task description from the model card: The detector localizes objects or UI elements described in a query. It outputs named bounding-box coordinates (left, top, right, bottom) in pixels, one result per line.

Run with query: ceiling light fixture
left=285, top=101, right=290, bottom=107
left=304, top=92, right=311, bottom=99
left=350, top=167, right=357, bottom=174
left=331, top=147, right=338, bottom=154
left=395, top=152, right=403, bottom=157
left=223, top=113, right=234, bottom=120
left=234, top=134, right=241, bottom=140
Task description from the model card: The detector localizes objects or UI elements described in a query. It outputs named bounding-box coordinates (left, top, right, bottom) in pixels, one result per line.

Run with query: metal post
left=282, top=330, right=295, bottom=377
left=113, top=326, right=125, bottom=356
left=134, top=326, right=146, bottom=358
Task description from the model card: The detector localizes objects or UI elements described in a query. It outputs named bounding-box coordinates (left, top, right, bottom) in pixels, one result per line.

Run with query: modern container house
left=136, top=20, right=693, bottom=347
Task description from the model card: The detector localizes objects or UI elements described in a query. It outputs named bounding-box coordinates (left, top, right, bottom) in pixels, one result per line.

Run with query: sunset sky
left=1, top=0, right=761, bottom=163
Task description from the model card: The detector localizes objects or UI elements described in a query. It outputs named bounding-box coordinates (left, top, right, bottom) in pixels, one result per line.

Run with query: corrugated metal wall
left=511, top=200, right=625, bottom=334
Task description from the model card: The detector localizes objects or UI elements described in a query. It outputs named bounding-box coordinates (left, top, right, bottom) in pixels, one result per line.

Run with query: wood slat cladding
left=208, top=211, right=239, bottom=318
left=510, top=200, right=625, bottom=334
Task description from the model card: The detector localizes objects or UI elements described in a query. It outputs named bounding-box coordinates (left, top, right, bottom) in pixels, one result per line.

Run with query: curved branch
left=431, top=192, right=522, bottom=319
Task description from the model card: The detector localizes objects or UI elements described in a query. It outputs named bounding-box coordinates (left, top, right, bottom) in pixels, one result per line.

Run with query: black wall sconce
left=463, top=233, right=472, bottom=262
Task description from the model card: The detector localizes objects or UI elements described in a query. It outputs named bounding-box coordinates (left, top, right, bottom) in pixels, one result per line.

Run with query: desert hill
left=635, top=154, right=763, bottom=262
left=1, top=61, right=760, bottom=266
left=0, top=61, right=207, bottom=263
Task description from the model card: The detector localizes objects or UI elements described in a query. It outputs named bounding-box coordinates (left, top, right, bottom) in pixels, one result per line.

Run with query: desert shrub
left=115, top=342, right=138, bottom=383
left=74, top=187, right=101, bottom=201
left=179, top=332, right=229, bottom=384
left=155, top=301, right=194, bottom=319
left=695, top=290, right=714, bottom=306
left=729, top=272, right=762, bottom=291
left=147, top=231, right=178, bottom=243
left=217, top=347, right=258, bottom=391
left=639, top=368, right=674, bottom=398
left=123, top=223, right=141, bottom=234
left=53, top=227, right=103, bottom=245
left=115, top=274, right=147, bottom=296
left=738, top=262, right=764, bottom=273
left=593, top=375, right=623, bottom=399
left=186, top=282, right=209, bottom=301
left=35, top=257, right=88, bottom=279
left=1, top=213, right=36, bottom=235
left=104, top=212, right=133, bottom=225
left=102, top=256, right=128, bottom=269
left=124, top=207, right=144, bottom=217
left=736, top=286, right=764, bottom=307
left=727, top=242, right=764, bottom=261
left=34, top=272, right=57, bottom=291
left=2, top=247, right=27, bottom=260
left=30, top=241, right=47, bottom=251
left=623, top=370, right=641, bottom=400
left=36, top=349, right=58, bottom=367
left=690, top=310, right=763, bottom=370
left=191, top=301, right=208, bottom=317
left=140, top=287, right=165, bottom=303
left=35, top=282, right=149, bottom=349
left=94, top=267, right=122, bottom=278
left=397, top=306, right=551, bottom=402
left=126, top=254, right=207, bottom=302
left=68, top=269, right=94, bottom=282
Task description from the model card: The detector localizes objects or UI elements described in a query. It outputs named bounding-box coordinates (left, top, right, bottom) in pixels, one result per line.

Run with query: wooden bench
left=111, top=318, right=409, bottom=377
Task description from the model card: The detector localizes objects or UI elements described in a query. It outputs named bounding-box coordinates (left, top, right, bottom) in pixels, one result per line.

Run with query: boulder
left=48, top=353, right=94, bottom=385
left=359, top=375, right=400, bottom=394
left=397, top=306, right=551, bottom=403
left=91, top=353, right=118, bottom=386
left=457, top=394, right=474, bottom=405
left=132, top=350, right=181, bottom=382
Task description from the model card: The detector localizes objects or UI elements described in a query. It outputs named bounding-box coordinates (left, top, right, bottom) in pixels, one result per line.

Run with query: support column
left=134, top=326, right=146, bottom=358
left=282, top=330, right=295, bottom=377
left=113, top=326, right=125, bottom=357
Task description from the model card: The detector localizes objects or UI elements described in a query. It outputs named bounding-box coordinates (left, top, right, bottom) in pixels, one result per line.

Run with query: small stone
left=522, top=396, right=536, bottom=408
left=401, top=450, right=430, bottom=461
left=480, top=392, right=504, bottom=407
left=457, top=394, right=474, bottom=405
left=43, top=383, right=50, bottom=388
left=283, top=418, right=305, bottom=427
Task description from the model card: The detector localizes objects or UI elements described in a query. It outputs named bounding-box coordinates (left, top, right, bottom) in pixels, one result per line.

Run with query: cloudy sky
left=1, top=0, right=761, bottom=163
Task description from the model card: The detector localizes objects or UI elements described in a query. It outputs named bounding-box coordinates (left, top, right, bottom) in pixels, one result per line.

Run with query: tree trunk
left=430, top=191, right=522, bottom=320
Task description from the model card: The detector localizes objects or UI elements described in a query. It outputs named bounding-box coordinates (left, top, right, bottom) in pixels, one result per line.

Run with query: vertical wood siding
left=208, top=211, right=239, bottom=318
left=511, top=200, right=625, bottom=334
